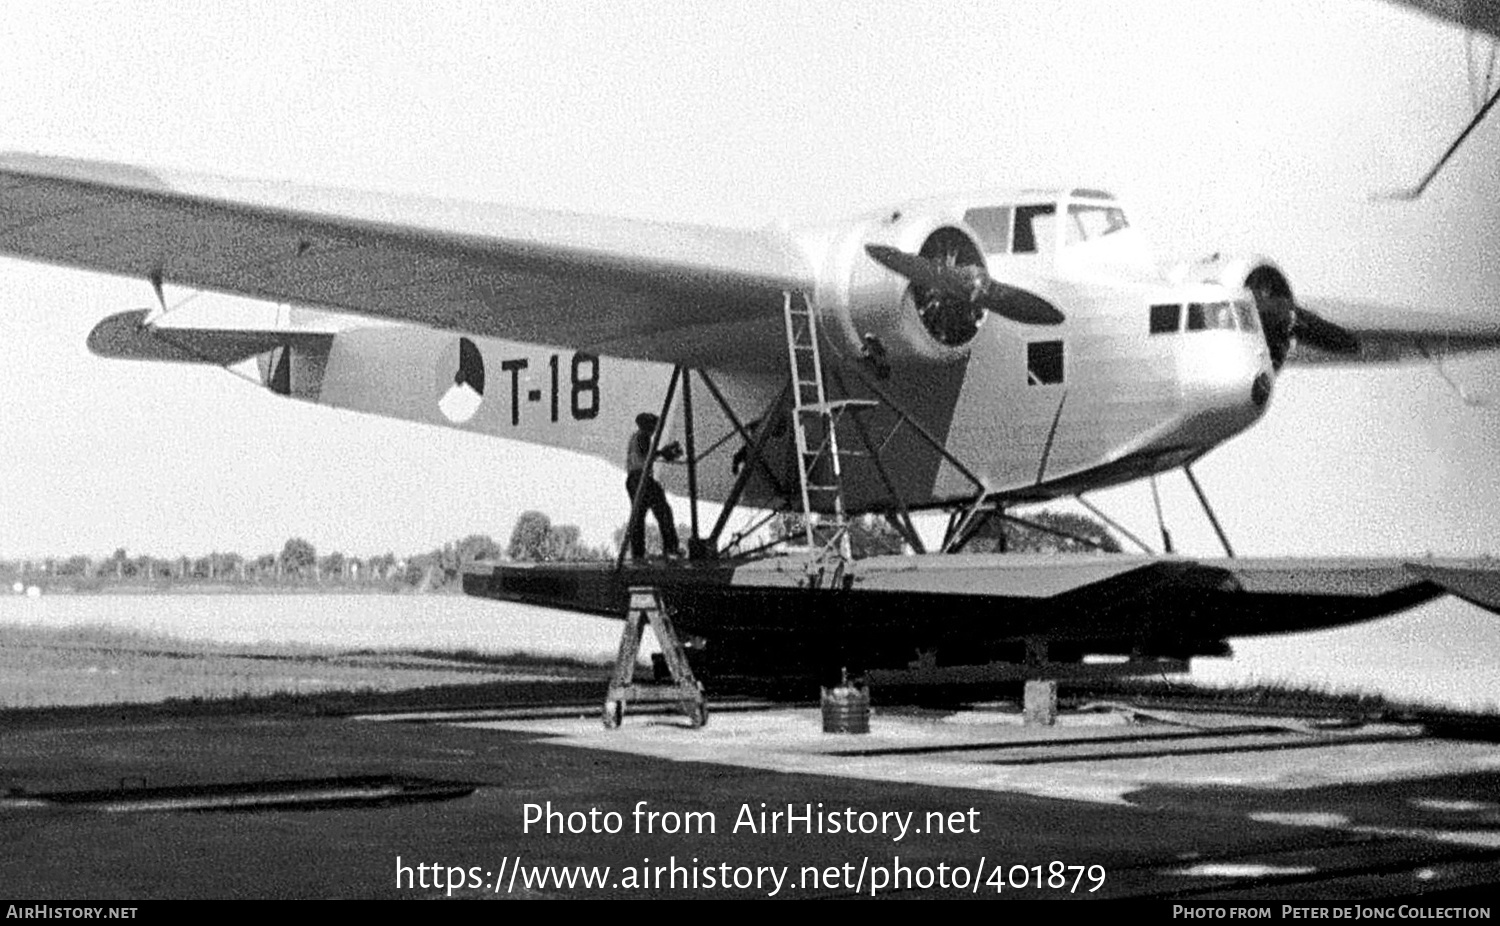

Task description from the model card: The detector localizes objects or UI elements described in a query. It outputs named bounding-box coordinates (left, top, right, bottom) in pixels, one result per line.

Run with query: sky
left=1, top=0, right=1498, bottom=570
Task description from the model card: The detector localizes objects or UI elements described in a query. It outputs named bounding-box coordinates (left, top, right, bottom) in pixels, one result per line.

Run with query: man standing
left=625, top=412, right=683, bottom=560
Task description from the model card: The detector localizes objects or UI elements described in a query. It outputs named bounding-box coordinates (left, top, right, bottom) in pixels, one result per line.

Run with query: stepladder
left=604, top=586, right=707, bottom=729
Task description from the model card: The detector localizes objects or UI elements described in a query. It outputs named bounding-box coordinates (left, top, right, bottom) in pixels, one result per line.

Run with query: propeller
left=865, top=243, right=1065, bottom=327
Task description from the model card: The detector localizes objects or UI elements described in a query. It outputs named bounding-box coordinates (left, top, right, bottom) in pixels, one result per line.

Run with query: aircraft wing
left=1288, top=298, right=1500, bottom=365
left=1383, top=1, right=1500, bottom=38
left=0, top=153, right=812, bottom=370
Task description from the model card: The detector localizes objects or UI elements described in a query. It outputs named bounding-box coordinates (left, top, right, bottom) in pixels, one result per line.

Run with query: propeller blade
left=976, top=281, right=1066, bottom=326
left=864, top=244, right=1064, bottom=326
left=864, top=244, right=964, bottom=296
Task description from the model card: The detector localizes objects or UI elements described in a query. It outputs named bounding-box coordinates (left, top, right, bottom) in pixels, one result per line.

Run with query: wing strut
left=658, top=290, right=998, bottom=565
left=826, top=366, right=926, bottom=555
left=700, top=375, right=794, bottom=553
left=680, top=372, right=704, bottom=556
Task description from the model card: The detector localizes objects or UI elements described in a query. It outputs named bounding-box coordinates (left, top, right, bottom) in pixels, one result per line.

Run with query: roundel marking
left=436, top=337, right=485, bottom=424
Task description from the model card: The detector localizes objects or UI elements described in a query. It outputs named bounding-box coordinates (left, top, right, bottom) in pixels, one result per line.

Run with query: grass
left=0, top=622, right=613, bottom=709
left=6, top=624, right=1498, bottom=739
left=1067, top=676, right=1500, bottom=740
left=1071, top=676, right=1401, bottom=716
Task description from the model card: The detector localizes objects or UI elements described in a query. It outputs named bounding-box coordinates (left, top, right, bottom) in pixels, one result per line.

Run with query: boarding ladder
left=782, top=292, right=872, bottom=566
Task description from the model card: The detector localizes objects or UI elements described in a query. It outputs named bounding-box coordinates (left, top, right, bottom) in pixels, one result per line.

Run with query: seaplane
left=4, top=152, right=1500, bottom=726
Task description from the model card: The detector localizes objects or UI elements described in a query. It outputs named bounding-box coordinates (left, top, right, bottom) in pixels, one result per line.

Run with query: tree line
left=3, top=507, right=1118, bottom=593
left=1, top=511, right=612, bottom=593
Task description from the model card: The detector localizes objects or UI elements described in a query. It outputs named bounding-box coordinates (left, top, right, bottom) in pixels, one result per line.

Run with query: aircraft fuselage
left=257, top=187, right=1277, bottom=511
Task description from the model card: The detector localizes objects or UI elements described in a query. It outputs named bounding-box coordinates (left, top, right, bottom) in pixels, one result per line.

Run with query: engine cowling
left=819, top=212, right=994, bottom=367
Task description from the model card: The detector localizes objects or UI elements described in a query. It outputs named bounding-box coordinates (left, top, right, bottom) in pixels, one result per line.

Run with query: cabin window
left=963, top=207, right=1012, bottom=254
left=1186, top=301, right=1236, bottom=331
left=1149, top=303, right=1180, bottom=334
left=1065, top=204, right=1130, bottom=246
left=1027, top=340, right=1064, bottom=385
left=1234, top=298, right=1259, bottom=332
left=1011, top=204, right=1056, bottom=256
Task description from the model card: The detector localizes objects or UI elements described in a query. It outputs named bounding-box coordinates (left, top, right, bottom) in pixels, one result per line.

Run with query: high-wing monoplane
left=5, top=153, right=1500, bottom=722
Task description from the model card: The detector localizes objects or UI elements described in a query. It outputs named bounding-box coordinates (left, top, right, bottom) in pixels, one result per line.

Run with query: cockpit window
left=1149, top=304, right=1180, bottom=334
left=1234, top=299, right=1259, bottom=333
left=1186, top=301, right=1236, bottom=331
left=963, top=207, right=1012, bottom=254
left=1065, top=204, right=1130, bottom=246
left=1011, top=204, right=1056, bottom=256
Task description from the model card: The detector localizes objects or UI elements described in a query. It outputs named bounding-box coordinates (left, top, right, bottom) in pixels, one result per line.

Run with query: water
left=2, top=593, right=1496, bottom=710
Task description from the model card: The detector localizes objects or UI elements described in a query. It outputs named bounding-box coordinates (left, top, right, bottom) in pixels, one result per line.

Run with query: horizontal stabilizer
left=87, top=309, right=334, bottom=366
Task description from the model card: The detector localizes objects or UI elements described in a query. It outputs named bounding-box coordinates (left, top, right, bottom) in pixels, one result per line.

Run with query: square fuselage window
left=1027, top=340, right=1064, bottom=385
left=1150, top=303, right=1180, bottom=334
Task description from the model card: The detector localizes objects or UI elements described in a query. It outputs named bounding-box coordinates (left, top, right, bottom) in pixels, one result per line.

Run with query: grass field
left=6, top=622, right=1498, bottom=739
left=0, top=622, right=612, bottom=707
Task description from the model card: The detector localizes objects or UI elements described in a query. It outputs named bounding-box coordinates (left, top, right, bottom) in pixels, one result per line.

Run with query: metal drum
left=821, top=671, right=870, bottom=734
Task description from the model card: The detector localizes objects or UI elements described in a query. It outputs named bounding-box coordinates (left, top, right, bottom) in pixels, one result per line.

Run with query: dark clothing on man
left=625, top=470, right=680, bottom=560
left=625, top=415, right=682, bottom=560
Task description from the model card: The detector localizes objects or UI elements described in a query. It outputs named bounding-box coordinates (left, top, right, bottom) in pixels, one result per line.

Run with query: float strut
left=1150, top=476, right=1174, bottom=554
left=1183, top=464, right=1235, bottom=558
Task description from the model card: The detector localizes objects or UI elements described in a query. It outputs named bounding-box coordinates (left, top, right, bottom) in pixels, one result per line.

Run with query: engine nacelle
left=814, top=206, right=994, bottom=367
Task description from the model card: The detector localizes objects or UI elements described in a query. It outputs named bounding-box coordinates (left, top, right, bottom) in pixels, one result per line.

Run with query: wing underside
left=1290, top=300, right=1500, bottom=364
left=0, top=153, right=811, bottom=370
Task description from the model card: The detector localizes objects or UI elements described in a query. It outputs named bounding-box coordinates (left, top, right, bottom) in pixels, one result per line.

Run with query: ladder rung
left=799, top=400, right=872, bottom=415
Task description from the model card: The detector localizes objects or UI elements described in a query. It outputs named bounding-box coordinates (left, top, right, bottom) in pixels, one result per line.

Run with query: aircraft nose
left=1179, top=336, right=1273, bottom=436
